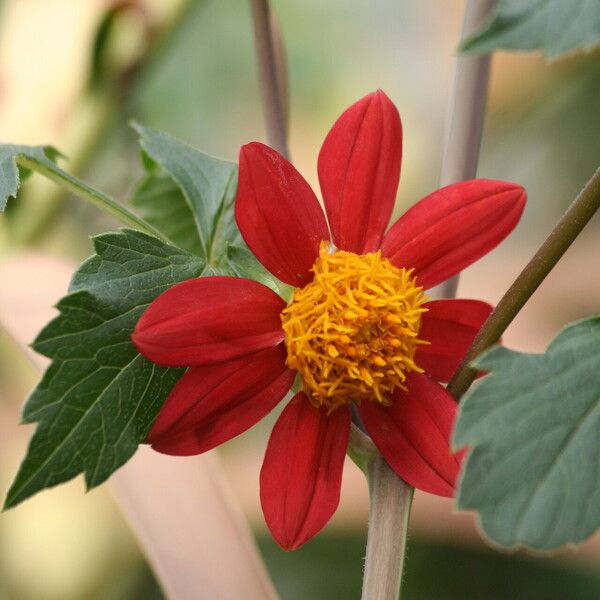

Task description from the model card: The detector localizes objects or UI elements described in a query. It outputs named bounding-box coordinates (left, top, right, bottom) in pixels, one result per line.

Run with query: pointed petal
left=417, top=299, right=492, bottom=382
left=148, top=345, right=294, bottom=456
left=132, top=276, right=285, bottom=367
left=260, top=393, right=350, bottom=550
left=318, top=90, right=402, bottom=254
left=359, top=373, right=462, bottom=497
left=381, top=180, right=526, bottom=290
left=235, top=142, right=330, bottom=287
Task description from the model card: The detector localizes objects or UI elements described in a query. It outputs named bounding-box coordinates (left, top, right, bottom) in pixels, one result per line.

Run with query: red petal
left=381, top=180, right=526, bottom=290
left=148, top=345, right=294, bottom=456
left=132, top=276, right=285, bottom=367
left=318, top=90, right=402, bottom=254
left=260, top=393, right=350, bottom=550
left=359, top=373, right=462, bottom=497
left=235, top=142, right=330, bottom=287
left=417, top=299, right=492, bottom=382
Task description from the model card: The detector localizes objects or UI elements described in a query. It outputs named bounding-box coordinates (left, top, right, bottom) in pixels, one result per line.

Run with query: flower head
left=132, top=90, right=526, bottom=550
left=282, top=242, right=427, bottom=410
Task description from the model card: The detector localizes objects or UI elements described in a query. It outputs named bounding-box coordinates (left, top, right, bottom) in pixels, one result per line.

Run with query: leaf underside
left=461, top=0, right=600, bottom=58
left=132, top=123, right=240, bottom=263
left=454, top=316, right=600, bottom=550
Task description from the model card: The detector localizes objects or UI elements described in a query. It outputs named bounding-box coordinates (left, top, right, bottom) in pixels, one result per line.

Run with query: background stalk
left=249, top=0, right=290, bottom=158
left=434, top=0, right=497, bottom=299
left=447, top=165, right=600, bottom=402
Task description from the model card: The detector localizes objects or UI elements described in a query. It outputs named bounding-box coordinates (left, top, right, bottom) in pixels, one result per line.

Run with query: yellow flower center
left=281, top=242, right=428, bottom=412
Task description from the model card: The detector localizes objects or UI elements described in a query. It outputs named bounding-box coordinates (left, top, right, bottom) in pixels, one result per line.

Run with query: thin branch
left=433, top=0, right=497, bottom=299
left=249, top=0, right=290, bottom=158
left=448, top=166, right=600, bottom=402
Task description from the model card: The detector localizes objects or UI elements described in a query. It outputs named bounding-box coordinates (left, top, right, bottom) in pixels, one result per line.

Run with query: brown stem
left=447, top=166, right=600, bottom=402
left=249, top=0, right=290, bottom=158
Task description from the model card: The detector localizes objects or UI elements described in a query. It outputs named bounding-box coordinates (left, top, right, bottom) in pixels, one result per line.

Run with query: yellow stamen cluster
left=281, top=242, right=428, bottom=411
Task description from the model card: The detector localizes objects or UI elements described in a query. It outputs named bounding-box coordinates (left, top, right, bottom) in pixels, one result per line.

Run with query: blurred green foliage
left=131, top=533, right=600, bottom=600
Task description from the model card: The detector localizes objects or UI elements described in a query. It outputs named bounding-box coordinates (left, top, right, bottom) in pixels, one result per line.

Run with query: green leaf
left=453, top=316, right=600, bottom=550
left=461, top=0, right=600, bottom=58
left=0, top=143, right=162, bottom=238
left=131, top=162, right=202, bottom=255
left=4, top=229, right=204, bottom=509
left=226, top=244, right=293, bottom=300
left=0, top=145, right=62, bottom=211
left=132, top=123, right=239, bottom=263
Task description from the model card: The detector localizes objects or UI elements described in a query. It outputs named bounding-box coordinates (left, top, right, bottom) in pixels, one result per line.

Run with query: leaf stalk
left=16, top=155, right=165, bottom=241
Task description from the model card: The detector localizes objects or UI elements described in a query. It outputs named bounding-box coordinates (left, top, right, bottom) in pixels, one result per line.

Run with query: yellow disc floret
left=281, top=242, right=428, bottom=412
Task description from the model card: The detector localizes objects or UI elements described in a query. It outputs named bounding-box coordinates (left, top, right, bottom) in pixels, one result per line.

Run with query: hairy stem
left=16, top=156, right=165, bottom=240
left=448, top=165, right=600, bottom=402
left=433, top=0, right=497, bottom=299
left=361, top=456, right=414, bottom=600
left=249, top=0, right=290, bottom=158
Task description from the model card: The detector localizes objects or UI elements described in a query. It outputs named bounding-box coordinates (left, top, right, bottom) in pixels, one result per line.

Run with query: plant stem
left=448, top=165, right=600, bottom=402
left=361, top=455, right=414, bottom=600
left=16, top=156, right=165, bottom=240
left=434, top=0, right=497, bottom=299
left=249, top=0, right=290, bottom=158
left=347, top=423, right=378, bottom=473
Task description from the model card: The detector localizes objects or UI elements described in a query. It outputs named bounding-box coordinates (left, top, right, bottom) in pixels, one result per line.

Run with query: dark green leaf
left=0, top=145, right=62, bottom=211
left=4, top=229, right=204, bottom=509
left=454, top=316, right=600, bottom=550
left=226, top=244, right=292, bottom=299
left=461, top=0, right=600, bottom=58
left=133, top=123, right=239, bottom=263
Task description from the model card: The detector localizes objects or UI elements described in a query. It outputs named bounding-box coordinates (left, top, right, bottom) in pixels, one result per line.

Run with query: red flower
left=132, top=90, right=526, bottom=550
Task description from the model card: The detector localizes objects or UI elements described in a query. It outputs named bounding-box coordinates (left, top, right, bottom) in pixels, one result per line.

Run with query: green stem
left=16, top=156, right=165, bottom=240
left=12, top=93, right=118, bottom=245
left=347, top=423, right=378, bottom=473
left=361, top=455, right=414, bottom=600
left=447, top=165, right=600, bottom=402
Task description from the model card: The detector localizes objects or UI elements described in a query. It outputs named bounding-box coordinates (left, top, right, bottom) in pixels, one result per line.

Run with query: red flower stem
left=434, top=0, right=497, bottom=299
left=249, top=0, right=290, bottom=159
left=448, top=165, right=600, bottom=402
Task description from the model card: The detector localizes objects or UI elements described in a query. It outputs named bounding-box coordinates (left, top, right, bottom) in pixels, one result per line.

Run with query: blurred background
left=1, top=0, right=600, bottom=598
